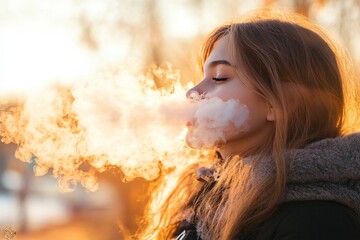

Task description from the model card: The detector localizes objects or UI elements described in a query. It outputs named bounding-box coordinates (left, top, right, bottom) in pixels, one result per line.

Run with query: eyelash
left=212, top=77, right=228, bottom=82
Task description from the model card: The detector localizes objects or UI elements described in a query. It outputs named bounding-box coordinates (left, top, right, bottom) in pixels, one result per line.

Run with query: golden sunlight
left=0, top=0, right=359, bottom=239
left=0, top=24, right=95, bottom=95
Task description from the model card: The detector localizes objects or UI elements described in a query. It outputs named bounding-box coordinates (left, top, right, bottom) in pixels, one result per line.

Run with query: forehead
left=204, top=36, right=232, bottom=69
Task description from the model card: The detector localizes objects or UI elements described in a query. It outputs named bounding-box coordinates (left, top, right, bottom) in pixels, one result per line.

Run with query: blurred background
left=0, top=0, right=359, bottom=239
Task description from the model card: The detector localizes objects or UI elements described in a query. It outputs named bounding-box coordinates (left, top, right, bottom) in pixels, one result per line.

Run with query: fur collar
left=278, top=133, right=360, bottom=214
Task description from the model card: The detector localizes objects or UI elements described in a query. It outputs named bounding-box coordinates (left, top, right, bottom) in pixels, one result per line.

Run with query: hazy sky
left=0, top=0, right=358, bottom=95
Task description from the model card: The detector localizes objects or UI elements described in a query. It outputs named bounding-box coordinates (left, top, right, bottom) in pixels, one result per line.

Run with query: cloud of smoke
left=0, top=64, right=250, bottom=192
left=185, top=92, right=249, bottom=149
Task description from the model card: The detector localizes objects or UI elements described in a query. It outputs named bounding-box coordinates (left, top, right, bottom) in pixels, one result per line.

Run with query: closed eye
left=212, top=77, right=228, bottom=82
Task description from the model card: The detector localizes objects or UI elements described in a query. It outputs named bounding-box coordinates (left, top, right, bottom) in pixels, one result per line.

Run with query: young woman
left=152, top=11, right=360, bottom=240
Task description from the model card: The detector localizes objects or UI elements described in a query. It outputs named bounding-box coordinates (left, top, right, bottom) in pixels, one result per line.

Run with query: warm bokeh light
left=0, top=24, right=94, bottom=94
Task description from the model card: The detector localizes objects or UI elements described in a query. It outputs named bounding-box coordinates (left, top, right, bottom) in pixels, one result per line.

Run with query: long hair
left=143, top=10, right=359, bottom=240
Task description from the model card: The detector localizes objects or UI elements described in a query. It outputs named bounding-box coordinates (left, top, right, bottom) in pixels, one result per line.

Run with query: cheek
left=205, top=83, right=242, bottom=101
left=223, top=105, right=269, bottom=142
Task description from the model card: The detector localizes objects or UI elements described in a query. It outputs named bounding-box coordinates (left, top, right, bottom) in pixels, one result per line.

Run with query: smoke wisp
left=0, top=64, right=250, bottom=192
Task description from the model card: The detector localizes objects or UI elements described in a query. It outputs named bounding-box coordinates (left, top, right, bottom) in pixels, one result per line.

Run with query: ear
left=266, top=105, right=275, bottom=121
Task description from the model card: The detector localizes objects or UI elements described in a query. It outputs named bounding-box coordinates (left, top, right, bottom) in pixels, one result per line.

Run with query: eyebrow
left=207, top=60, right=232, bottom=68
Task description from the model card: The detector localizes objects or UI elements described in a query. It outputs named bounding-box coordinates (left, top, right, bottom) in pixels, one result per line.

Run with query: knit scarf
left=249, top=133, right=360, bottom=214
left=282, top=133, right=360, bottom=214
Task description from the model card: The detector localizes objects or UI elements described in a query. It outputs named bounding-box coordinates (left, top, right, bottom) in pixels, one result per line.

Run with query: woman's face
left=185, top=36, right=275, bottom=157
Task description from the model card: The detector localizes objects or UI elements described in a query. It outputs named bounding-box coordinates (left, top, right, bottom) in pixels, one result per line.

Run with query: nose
left=186, top=80, right=206, bottom=100
left=186, top=87, right=197, bottom=100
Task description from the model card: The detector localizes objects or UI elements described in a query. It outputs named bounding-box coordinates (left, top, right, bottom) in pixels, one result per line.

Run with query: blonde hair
left=144, top=10, right=360, bottom=240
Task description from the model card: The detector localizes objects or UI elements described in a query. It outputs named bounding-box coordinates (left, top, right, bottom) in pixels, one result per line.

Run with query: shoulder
left=254, top=201, right=360, bottom=240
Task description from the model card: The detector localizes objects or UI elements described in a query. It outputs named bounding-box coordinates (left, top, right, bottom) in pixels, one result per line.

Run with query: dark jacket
left=174, top=134, right=360, bottom=240
left=251, top=200, right=360, bottom=240
left=174, top=200, right=360, bottom=240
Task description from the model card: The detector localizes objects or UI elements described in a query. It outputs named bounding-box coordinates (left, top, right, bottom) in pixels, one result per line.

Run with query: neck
left=217, top=124, right=274, bottom=159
